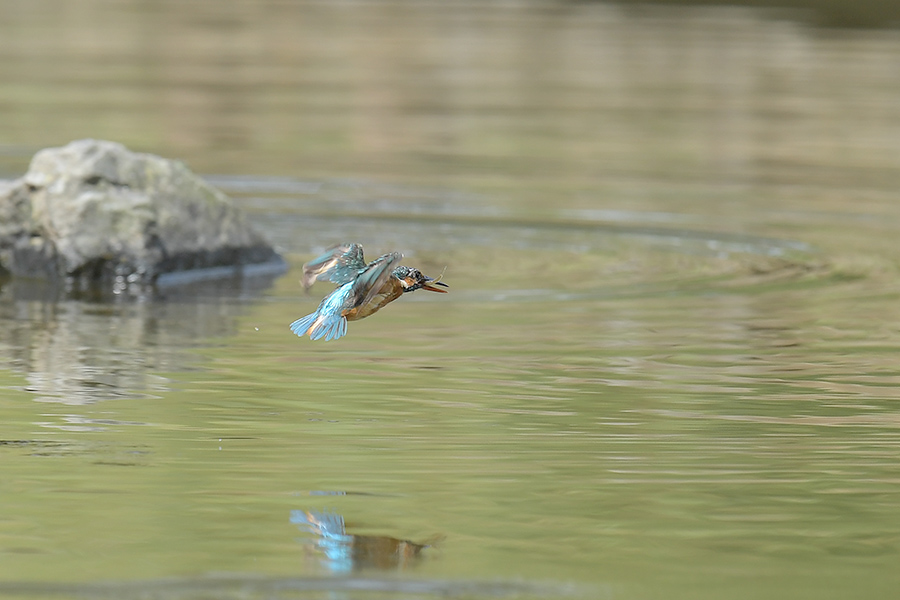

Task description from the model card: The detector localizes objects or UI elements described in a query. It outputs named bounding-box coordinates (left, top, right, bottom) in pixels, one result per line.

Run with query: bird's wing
left=350, top=252, right=403, bottom=309
left=301, top=243, right=367, bottom=290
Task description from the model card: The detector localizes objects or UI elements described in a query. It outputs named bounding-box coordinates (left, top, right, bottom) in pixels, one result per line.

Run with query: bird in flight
left=289, top=243, right=448, bottom=341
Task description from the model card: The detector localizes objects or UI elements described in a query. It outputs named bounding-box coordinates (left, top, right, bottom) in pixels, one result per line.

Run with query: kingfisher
left=289, top=243, right=448, bottom=341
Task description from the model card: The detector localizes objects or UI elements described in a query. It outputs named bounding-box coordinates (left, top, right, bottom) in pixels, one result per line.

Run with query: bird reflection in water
left=291, top=509, right=438, bottom=572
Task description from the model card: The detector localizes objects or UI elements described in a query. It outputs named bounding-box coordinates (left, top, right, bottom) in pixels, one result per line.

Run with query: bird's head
left=392, top=266, right=449, bottom=293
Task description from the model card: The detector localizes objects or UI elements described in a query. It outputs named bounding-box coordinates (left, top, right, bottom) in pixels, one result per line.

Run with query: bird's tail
left=289, top=311, right=348, bottom=341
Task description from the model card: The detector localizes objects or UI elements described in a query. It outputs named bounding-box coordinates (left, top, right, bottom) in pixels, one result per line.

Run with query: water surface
left=2, top=2, right=900, bottom=599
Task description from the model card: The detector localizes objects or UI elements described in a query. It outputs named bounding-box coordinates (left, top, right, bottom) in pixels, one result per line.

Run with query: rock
left=0, top=139, right=285, bottom=291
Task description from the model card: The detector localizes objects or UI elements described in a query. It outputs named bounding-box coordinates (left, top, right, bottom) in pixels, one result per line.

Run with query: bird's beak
left=421, top=277, right=449, bottom=293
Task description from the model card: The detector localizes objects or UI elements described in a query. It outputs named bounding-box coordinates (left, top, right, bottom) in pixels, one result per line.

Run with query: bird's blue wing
left=352, top=252, right=403, bottom=309
left=291, top=283, right=355, bottom=341
left=292, top=248, right=399, bottom=342
left=301, top=243, right=367, bottom=290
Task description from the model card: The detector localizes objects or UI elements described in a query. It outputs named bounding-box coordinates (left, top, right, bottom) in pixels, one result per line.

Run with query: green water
left=2, top=2, right=900, bottom=599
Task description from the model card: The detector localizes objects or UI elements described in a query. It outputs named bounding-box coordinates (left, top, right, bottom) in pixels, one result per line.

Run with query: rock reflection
left=291, top=510, right=435, bottom=573
left=0, top=273, right=279, bottom=405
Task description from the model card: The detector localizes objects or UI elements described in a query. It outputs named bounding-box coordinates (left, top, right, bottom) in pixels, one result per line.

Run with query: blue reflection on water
left=291, top=510, right=355, bottom=573
left=291, top=509, right=433, bottom=573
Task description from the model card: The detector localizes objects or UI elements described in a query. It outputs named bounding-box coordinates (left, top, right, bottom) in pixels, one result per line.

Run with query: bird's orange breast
left=342, top=277, right=404, bottom=321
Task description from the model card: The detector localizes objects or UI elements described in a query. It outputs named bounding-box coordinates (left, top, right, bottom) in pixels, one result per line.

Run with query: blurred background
left=1, top=1, right=900, bottom=599
left=2, top=0, right=899, bottom=188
